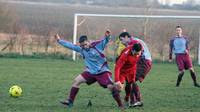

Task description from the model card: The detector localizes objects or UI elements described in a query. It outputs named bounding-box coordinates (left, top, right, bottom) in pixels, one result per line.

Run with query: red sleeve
left=114, top=49, right=128, bottom=82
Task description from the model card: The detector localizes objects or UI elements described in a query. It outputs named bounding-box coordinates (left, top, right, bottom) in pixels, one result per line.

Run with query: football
left=9, top=85, right=22, bottom=97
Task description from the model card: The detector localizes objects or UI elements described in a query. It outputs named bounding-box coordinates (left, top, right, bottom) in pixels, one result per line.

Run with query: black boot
left=194, top=83, right=200, bottom=88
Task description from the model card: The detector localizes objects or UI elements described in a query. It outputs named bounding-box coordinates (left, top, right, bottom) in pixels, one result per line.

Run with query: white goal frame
left=73, top=13, right=200, bottom=65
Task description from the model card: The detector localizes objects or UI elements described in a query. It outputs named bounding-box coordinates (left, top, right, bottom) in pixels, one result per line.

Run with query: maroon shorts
left=175, top=54, right=193, bottom=71
left=81, top=71, right=113, bottom=88
left=136, top=58, right=152, bottom=82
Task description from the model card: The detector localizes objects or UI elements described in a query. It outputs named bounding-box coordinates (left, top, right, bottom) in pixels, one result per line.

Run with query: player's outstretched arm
left=55, top=34, right=61, bottom=41
left=55, top=34, right=81, bottom=52
left=95, top=30, right=112, bottom=51
left=105, top=29, right=111, bottom=38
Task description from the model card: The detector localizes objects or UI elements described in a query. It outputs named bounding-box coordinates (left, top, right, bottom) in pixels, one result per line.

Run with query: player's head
left=79, top=35, right=90, bottom=49
left=131, top=43, right=142, bottom=56
left=175, top=25, right=182, bottom=37
left=119, top=32, right=131, bottom=45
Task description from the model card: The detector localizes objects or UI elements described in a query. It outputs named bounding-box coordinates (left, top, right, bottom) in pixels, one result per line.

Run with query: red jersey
left=114, top=45, right=141, bottom=83
left=128, top=38, right=139, bottom=45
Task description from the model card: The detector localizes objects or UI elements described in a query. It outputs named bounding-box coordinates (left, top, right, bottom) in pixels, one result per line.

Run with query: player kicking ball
left=55, top=30, right=124, bottom=109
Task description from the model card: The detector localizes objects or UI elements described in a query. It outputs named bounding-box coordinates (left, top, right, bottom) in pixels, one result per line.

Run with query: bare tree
left=142, top=0, right=154, bottom=41
left=0, top=3, right=20, bottom=52
left=18, top=25, right=29, bottom=55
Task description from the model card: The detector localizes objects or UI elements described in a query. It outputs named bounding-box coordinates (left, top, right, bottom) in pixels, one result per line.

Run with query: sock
left=190, top=70, right=197, bottom=85
left=130, top=90, right=136, bottom=104
left=131, top=83, right=141, bottom=102
left=176, top=72, right=184, bottom=86
left=111, top=87, right=123, bottom=107
left=124, top=81, right=131, bottom=102
left=69, top=87, right=79, bottom=102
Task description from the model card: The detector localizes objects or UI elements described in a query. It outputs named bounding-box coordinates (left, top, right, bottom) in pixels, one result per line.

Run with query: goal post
left=73, top=13, right=200, bottom=65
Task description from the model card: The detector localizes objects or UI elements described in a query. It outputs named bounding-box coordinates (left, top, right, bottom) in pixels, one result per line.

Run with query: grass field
left=0, top=58, right=200, bottom=112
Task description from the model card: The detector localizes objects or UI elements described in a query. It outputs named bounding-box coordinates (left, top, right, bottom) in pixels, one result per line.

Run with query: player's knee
left=109, top=85, right=120, bottom=96
left=179, top=70, right=184, bottom=74
left=132, top=82, right=137, bottom=87
left=107, top=84, right=113, bottom=91
left=189, top=68, right=194, bottom=72
left=111, top=89, right=120, bottom=97
left=72, top=78, right=81, bottom=87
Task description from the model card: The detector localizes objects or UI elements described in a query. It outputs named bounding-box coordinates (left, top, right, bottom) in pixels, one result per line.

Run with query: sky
left=158, top=0, right=188, bottom=5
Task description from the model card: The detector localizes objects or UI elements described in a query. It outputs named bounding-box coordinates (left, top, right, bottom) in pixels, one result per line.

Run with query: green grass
left=0, top=58, right=200, bottom=112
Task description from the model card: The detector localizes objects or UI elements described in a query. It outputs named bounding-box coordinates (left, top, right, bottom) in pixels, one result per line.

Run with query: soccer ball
left=9, top=85, right=22, bottom=97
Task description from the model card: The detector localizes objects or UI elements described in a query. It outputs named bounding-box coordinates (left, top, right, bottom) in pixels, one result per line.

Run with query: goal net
left=73, top=13, right=200, bottom=64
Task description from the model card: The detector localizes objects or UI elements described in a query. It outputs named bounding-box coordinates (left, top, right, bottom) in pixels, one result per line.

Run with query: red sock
left=130, top=92, right=136, bottom=104
left=125, top=83, right=131, bottom=102
left=132, top=83, right=141, bottom=102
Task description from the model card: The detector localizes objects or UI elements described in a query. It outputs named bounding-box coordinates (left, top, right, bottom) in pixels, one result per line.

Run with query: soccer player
left=115, top=43, right=142, bottom=107
left=114, top=29, right=127, bottom=59
left=116, top=32, right=152, bottom=107
left=114, top=37, right=126, bottom=61
left=169, top=25, right=200, bottom=87
left=55, top=30, right=123, bottom=109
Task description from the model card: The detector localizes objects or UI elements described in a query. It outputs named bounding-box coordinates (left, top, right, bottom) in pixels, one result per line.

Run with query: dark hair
left=132, top=43, right=142, bottom=52
left=119, top=32, right=131, bottom=39
left=176, top=25, right=182, bottom=29
left=79, top=35, right=87, bottom=43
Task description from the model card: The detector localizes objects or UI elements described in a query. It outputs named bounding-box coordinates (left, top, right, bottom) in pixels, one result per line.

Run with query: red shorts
left=81, top=71, right=113, bottom=88
left=119, top=70, right=136, bottom=84
left=175, top=54, right=193, bottom=71
left=136, top=58, right=152, bottom=82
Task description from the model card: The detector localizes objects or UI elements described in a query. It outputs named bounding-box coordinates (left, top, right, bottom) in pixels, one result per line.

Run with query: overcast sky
left=158, top=0, right=192, bottom=5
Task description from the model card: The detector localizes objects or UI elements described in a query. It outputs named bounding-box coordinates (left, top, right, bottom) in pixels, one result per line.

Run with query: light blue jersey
left=133, top=37, right=152, bottom=61
left=170, top=36, right=188, bottom=54
left=58, top=36, right=111, bottom=75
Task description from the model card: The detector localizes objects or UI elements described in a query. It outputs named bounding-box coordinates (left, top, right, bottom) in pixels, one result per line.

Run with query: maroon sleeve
left=169, top=38, right=174, bottom=60
left=185, top=37, right=190, bottom=51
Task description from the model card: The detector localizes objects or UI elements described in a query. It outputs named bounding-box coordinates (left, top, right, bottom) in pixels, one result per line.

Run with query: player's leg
left=96, top=71, right=123, bottom=108
left=129, top=58, right=152, bottom=107
left=136, top=58, right=152, bottom=83
left=184, top=54, right=200, bottom=87
left=176, top=70, right=185, bottom=87
left=107, top=84, right=124, bottom=109
left=129, top=82, right=143, bottom=107
left=124, top=80, right=131, bottom=105
left=61, top=72, right=95, bottom=107
left=189, top=68, right=200, bottom=87
left=175, top=55, right=185, bottom=87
